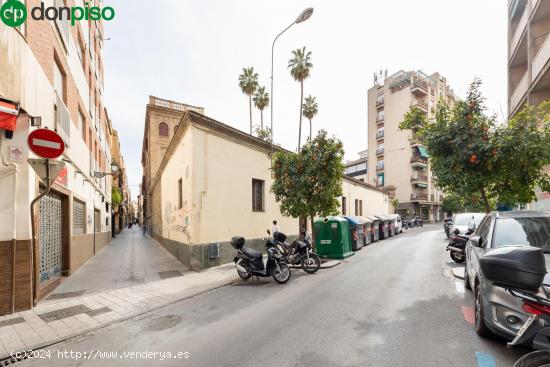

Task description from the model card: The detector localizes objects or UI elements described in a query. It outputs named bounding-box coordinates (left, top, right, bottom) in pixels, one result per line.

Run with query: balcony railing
left=376, top=131, right=384, bottom=140
left=149, top=96, right=204, bottom=113
left=532, top=34, right=550, bottom=82
left=411, top=79, right=429, bottom=96
left=510, top=71, right=529, bottom=113
left=411, top=100, right=428, bottom=113
left=376, top=96, right=384, bottom=109
left=410, top=155, right=428, bottom=166
left=376, top=148, right=384, bottom=156
left=410, top=175, right=428, bottom=183
left=376, top=165, right=384, bottom=171
left=510, top=8, right=528, bottom=58
left=411, top=193, right=428, bottom=201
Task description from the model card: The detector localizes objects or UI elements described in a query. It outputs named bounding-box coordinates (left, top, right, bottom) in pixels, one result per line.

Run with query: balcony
left=532, top=34, right=550, bottom=82
left=376, top=114, right=384, bottom=125
left=410, top=155, right=428, bottom=168
left=376, top=96, right=384, bottom=109
left=411, top=79, right=429, bottom=96
left=149, top=96, right=204, bottom=114
left=376, top=165, right=384, bottom=172
left=55, top=95, right=71, bottom=148
left=410, top=193, right=428, bottom=201
left=510, top=71, right=529, bottom=113
left=411, top=175, right=428, bottom=183
left=411, top=100, right=429, bottom=113
left=376, top=131, right=384, bottom=141
left=376, top=148, right=384, bottom=156
left=510, top=8, right=528, bottom=58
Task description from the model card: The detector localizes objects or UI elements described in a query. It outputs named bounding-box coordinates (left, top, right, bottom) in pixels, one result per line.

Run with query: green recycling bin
left=314, top=217, right=355, bottom=259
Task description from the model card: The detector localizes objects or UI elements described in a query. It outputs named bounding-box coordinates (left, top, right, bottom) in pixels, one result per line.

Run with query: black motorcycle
left=446, top=222, right=475, bottom=263
left=443, top=218, right=453, bottom=238
left=271, top=230, right=321, bottom=274
left=479, top=247, right=550, bottom=367
left=232, top=235, right=291, bottom=284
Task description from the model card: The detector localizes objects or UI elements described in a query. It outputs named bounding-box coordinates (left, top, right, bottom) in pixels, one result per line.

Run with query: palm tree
left=302, top=95, right=318, bottom=142
left=253, top=86, right=270, bottom=130
left=238, top=67, right=259, bottom=134
left=288, top=47, right=313, bottom=150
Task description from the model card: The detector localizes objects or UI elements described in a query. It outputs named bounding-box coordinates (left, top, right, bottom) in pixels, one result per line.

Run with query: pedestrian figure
left=142, top=224, right=146, bottom=236
left=272, top=220, right=280, bottom=234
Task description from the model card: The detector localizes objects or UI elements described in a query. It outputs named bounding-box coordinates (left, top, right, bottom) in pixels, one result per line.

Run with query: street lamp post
left=270, top=7, right=313, bottom=156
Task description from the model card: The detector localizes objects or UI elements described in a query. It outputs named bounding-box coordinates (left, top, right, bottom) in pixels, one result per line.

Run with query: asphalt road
left=23, top=225, right=531, bottom=367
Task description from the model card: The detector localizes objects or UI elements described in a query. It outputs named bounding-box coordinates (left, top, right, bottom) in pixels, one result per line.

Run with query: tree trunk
left=480, top=187, right=491, bottom=213
left=249, top=95, right=252, bottom=134
left=309, top=118, right=312, bottom=142
left=298, top=81, right=304, bottom=151
left=310, top=215, right=316, bottom=252
left=260, top=109, right=263, bottom=130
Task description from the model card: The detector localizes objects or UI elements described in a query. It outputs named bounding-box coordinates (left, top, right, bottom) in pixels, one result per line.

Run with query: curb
left=452, top=267, right=465, bottom=280
left=0, top=277, right=236, bottom=363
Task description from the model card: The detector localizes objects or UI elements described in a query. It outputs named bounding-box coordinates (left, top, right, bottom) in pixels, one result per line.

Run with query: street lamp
left=270, top=7, right=314, bottom=155
left=94, top=159, right=120, bottom=178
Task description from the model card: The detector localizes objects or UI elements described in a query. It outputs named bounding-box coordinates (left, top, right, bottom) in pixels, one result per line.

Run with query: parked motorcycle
left=232, top=235, right=291, bottom=284
left=443, top=218, right=453, bottom=238
left=446, top=222, right=475, bottom=263
left=479, top=247, right=550, bottom=367
left=270, top=229, right=321, bottom=274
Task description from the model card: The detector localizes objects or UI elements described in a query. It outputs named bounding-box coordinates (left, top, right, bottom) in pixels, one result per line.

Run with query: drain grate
left=0, top=317, right=24, bottom=329
left=38, top=305, right=112, bottom=322
left=157, top=270, right=183, bottom=279
left=46, top=290, right=86, bottom=300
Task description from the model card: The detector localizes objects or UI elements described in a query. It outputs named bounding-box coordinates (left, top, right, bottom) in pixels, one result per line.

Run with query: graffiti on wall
left=164, top=201, right=191, bottom=242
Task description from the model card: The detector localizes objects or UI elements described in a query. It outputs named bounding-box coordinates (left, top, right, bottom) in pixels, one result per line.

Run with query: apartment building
left=367, top=70, right=456, bottom=222
left=344, top=149, right=368, bottom=182
left=508, top=0, right=550, bottom=211
left=0, top=2, right=120, bottom=314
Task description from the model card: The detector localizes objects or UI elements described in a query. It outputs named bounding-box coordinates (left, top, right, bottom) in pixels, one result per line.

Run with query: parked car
left=449, top=212, right=485, bottom=235
left=389, top=214, right=403, bottom=234
left=464, top=210, right=550, bottom=348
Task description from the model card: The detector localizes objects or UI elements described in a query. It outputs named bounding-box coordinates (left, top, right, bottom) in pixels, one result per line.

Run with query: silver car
left=450, top=212, right=486, bottom=235
left=464, top=211, right=550, bottom=349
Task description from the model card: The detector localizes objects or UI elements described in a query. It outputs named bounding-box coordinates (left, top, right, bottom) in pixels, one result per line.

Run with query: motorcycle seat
left=241, top=247, right=262, bottom=259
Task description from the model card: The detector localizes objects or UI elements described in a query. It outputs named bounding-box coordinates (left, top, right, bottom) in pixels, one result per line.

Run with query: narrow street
left=23, top=225, right=530, bottom=367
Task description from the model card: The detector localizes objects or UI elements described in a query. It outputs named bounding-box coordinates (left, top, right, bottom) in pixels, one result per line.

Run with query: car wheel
left=464, top=261, right=471, bottom=291
left=474, top=282, right=493, bottom=338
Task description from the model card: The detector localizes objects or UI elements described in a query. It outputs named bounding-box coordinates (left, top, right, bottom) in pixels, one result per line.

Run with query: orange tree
left=271, top=130, right=344, bottom=242
left=400, top=79, right=550, bottom=213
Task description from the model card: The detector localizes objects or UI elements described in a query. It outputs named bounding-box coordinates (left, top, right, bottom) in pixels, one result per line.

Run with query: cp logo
left=1, top=0, right=27, bottom=27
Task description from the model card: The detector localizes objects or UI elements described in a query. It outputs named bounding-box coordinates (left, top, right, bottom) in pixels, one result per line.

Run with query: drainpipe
left=0, top=136, right=19, bottom=313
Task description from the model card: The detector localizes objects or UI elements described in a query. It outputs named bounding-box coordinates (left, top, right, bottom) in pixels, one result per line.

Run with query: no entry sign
left=27, top=129, right=65, bottom=159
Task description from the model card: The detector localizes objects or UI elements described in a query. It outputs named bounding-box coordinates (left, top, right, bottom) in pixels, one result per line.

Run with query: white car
left=389, top=214, right=403, bottom=234
left=450, top=212, right=486, bottom=235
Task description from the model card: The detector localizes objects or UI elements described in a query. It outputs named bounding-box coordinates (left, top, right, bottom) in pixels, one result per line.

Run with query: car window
left=475, top=217, right=491, bottom=247
left=454, top=214, right=473, bottom=226
left=492, top=217, right=550, bottom=252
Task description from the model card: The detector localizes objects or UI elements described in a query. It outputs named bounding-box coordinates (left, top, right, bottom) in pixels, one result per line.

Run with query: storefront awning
left=0, top=99, right=19, bottom=132
left=417, top=146, right=430, bottom=159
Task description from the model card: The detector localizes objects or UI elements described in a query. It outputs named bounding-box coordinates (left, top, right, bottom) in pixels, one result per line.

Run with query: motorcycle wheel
left=302, top=254, right=321, bottom=274
left=272, top=262, right=291, bottom=284
left=237, top=262, right=252, bottom=280
left=513, top=351, right=550, bottom=367
left=450, top=251, right=465, bottom=263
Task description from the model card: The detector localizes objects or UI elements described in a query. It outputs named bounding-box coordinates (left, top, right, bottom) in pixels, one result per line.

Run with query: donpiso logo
left=1, top=0, right=115, bottom=28
left=1, top=0, right=27, bottom=27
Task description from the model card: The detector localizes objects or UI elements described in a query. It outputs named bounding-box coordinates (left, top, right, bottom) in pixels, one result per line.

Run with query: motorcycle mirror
left=267, top=229, right=271, bottom=235
left=453, top=228, right=460, bottom=235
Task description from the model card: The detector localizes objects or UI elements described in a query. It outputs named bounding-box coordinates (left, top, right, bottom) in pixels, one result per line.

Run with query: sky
left=103, top=0, right=507, bottom=200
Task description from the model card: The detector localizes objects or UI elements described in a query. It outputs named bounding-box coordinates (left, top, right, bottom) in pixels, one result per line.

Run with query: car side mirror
left=470, top=235, right=482, bottom=247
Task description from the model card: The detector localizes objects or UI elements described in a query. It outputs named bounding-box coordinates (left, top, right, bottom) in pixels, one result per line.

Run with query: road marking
left=33, top=138, right=61, bottom=149
left=475, top=352, right=497, bottom=367
left=455, top=281, right=465, bottom=294
left=462, top=306, right=475, bottom=324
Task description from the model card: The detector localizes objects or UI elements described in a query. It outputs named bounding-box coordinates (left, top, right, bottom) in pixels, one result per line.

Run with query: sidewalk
left=0, top=263, right=237, bottom=359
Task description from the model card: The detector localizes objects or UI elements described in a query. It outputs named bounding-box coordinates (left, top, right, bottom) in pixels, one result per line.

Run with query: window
left=73, top=198, right=86, bottom=234
left=53, top=59, right=65, bottom=103
left=492, top=217, right=550, bottom=250
left=159, top=122, right=169, bottom=137
left=354, top=199, right=358, bottom=215
left=252, top=179, right=264, bottom=212
left=359, top=200, right=363, bottom=216
left=178, top=178, right=183, bottom=209
left=342, top=197, right=347, bottom=215
left=88, top=127, right=92, bottom=148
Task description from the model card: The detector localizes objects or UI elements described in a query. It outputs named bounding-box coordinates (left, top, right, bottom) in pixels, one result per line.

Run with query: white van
left=389, top=214, right=403, bottom=234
